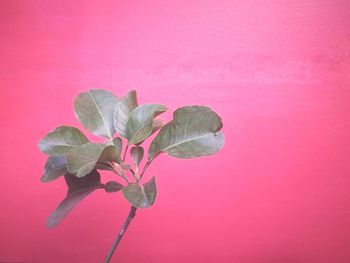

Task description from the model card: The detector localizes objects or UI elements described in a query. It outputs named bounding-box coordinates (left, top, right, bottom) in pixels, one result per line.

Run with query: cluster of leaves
left=38, top=89, right=224, bottom=228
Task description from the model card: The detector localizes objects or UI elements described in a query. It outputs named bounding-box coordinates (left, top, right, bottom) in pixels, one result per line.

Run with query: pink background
left=1, top=1, right=350, bottom=262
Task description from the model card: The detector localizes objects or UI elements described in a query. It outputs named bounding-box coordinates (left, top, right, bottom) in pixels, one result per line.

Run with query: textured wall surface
left=1, top=1, right=350, bottom=262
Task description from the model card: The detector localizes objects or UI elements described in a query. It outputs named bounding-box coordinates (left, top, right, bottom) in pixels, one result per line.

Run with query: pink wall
left=1, top=1, right=350, bottom=262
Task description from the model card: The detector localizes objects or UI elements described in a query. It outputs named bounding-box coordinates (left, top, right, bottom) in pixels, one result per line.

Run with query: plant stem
left=104, top=206, right=137, bottom=263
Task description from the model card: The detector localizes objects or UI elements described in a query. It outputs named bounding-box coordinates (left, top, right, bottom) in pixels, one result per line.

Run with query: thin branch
left=138, top=160, right=152, bottom=182
left=129, top=168, right=136, bottom=176
left=104, top=206, right=137, bottom=263
left=129, top=168, right=139, bottom=182
left=116, top=172, right=130, bottom=184
left=122, top=144, right=129, bottom=162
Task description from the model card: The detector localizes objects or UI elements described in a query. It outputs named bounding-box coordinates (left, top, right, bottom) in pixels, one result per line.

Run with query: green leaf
left=104, top=181, right=124, bottom=193
left=112, top=137, right=123, bottom=155
left=130, top=146, right=144, bottom=170
left=66, top=143, right=119, bottom=177
left=129, top=119, right=164, bottom=146
left=126, top=104, right=167, bottom=145
left=74, top=89, right=119, bottom=139
left=104, top=137, right=122, bottom=161
left=148, top=106, right=224, bottom=160
left=41, top=156, right=67, bottom=183
left=66, top=169, right=101, bottom=193
left=152, top=118, right=164, bottom=134
left=46, top=170, right=102, bottom=228
left=95, top=162, right=115, bottom=172
left=38, top=126, right=88, bottom=155
left=143, top=177, right=157, bottom=205
left=114, top=90, right=138, bottom=138
left=122, top=177, right=157, bottom=208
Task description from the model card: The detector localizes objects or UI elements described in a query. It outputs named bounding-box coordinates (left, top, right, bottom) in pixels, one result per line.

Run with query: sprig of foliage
left=38, top=89, right=224, bottom=262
